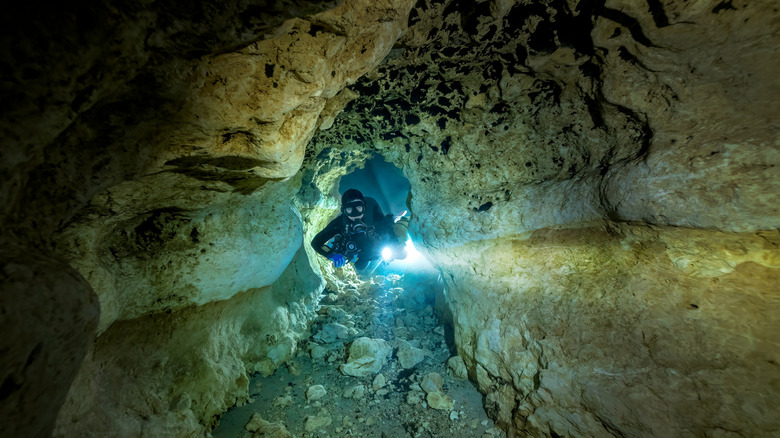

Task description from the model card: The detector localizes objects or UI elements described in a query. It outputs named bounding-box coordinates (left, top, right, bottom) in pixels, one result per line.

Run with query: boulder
left=426, top=392, right=454, bottom=411
left=397, top=340, right=426, bottom=369
left=447, top=356, right=468, bottom=379
left=245, top=413, right=292, bottom=438
left=306, top=385, right=327, bottom=401
left=421, top=373, right=443, bottom=394
left=339, top=337, right=391, bottom=377
left=313, top=323, right=351, bottom=343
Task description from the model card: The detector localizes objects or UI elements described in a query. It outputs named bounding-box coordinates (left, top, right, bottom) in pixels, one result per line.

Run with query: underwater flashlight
left=381, top=247, right=393, bottom=261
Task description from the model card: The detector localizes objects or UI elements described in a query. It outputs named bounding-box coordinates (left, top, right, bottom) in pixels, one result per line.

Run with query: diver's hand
left=327, top=253, right=346, bottom=268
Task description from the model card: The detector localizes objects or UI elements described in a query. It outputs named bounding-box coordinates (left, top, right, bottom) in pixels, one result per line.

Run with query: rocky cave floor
left=211, top=269, right=503, bottom=438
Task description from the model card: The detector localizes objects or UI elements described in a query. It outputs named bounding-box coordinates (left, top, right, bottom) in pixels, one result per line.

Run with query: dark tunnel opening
left=334, top=153, right=438, bottom=277
left=338, top=154, right=410, bottom=218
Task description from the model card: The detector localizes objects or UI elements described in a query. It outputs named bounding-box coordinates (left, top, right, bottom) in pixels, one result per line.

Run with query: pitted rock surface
left=1, top=0, right=778, bottom=437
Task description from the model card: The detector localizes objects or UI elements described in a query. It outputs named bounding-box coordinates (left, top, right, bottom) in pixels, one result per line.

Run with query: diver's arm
left=311, top=219, right=341, bottom=257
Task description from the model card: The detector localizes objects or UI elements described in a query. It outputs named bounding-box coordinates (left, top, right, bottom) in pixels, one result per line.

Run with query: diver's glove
left=327, top=253, right=346, bottom=268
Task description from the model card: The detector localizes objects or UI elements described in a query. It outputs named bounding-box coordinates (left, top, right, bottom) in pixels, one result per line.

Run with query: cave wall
left=54, top=245, right=322, bottom=437
left=55, top=175, right=305, bottom=333
left=1, top=0, right=778, bottom=437
left=306, top=0, right=780, bottom=436
left=432, top=225, right=779, bottom=437
left=0, top=0, right=414, bottom=436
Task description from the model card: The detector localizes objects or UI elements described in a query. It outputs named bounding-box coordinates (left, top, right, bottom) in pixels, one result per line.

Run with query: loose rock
left=372, top=373, right=387, bottom=391
left=344, top=384, right=366, bottom=399
left=272, top=394, right=292, bottom=408
left=448, top=356, right=468, bottom=379
left=309, top=344, right=330, bottom=360
left=421, top=372, right=444, bottom=394
left=304, top=410, right=332, bottom=432
left=406, top=390, right=424, bottom=405
left=340, top=337, right=392, bottom=377
left=287, top=360, right=302, bottom=376
left=427, top=391, right=455, bottom=411
left=397, top=339, right=427, bottom=369
left=245, top=413, right=293, bottom=438
left=306, top=384, right=327, bottom=401
left=314, top=323, right=352, bottom=343
left=214, top=275, right=497, bottom=437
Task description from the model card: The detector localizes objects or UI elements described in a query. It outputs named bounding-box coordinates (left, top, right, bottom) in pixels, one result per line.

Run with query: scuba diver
left=311, top=189, right=409, bottom=270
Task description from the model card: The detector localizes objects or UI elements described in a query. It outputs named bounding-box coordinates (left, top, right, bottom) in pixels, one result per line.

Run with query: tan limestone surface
left=55, top=175, right=305, bottom=333
left=54, top=246, right=323, bottom=437
left=432, top=224, right=779, bottom=437
left=1, top=0, right=779, bottom=437
left=303, top=0, right=780, bottom=437
left=1, top=1, right=415, bottom=437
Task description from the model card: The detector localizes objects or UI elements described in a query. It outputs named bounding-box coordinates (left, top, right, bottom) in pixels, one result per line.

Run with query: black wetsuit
left=311, top=197, right=394, bottom=269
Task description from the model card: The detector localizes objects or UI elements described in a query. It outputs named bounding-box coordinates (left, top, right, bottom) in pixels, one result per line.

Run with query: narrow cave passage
left=1, top=1, right=778, bottom=437
left=339, top=154, right=410, bottom=218
left=212, top=155, right=484, bottom=437
left=212, top=273, right=498, bottom=438
left=335, top=154, right=437, bottom=276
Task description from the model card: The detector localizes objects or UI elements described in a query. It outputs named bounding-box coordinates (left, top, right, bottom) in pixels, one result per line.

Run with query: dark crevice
left=474, top=202, right=493, bottom=212
left=712, top=0, right=737, bottom=14
left=646, top=0, right=670, bottom=28
left=614, top=104, right=654, bottom=162
left=585, top=96, right=606, bottom=130
left=308, top=24, right=326, bottom=37
left=24, top=343, right=42, bottom=369
left=165, top=155, right=265, bottom=171
left=164, top=156, right=280, bottom=195
left=617, top=46, right=657, bottom=72
left=600, top=8, right=658, bottom=47
left=0, top=376, right=21, bottom=402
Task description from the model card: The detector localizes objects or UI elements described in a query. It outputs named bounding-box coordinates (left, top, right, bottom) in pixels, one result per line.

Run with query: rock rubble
left=212, top=272, right=503, bottom=438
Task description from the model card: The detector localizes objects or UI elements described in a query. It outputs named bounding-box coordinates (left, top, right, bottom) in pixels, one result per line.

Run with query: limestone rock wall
left=306, top=0, right=780, bottom=436
left=1, top=1, right=415, bottom=436
left=433, top=224, right=779, bottom=437
left=2, top=0, right=778, bottom=436
left=594, top=0, right=780, bottom=230
left=55, top=175, right=305, bottom=333
left=54, top=245, right=322, bottom=437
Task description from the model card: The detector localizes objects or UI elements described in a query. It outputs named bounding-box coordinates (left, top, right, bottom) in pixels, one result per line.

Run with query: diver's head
left=341, top=189, right=365, bottom=222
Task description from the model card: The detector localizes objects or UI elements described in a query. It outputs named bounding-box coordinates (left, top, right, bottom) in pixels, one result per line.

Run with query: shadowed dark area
left=339, top=155, right=410, bottom=216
